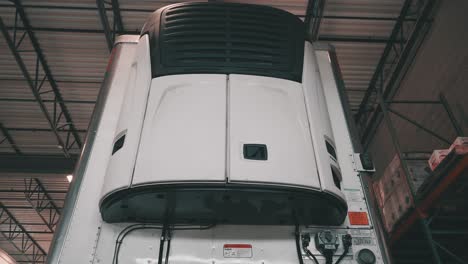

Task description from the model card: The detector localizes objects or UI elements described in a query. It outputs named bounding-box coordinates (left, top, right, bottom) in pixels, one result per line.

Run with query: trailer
left=47, top=3, right=389, bottom=264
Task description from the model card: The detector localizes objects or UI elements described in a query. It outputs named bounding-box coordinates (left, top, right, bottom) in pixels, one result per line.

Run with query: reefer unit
left=47, top=3, right=389, bottom=264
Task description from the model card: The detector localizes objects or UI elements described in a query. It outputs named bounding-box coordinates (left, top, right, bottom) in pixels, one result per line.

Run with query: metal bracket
left=352, top=153, right=376, bottom=173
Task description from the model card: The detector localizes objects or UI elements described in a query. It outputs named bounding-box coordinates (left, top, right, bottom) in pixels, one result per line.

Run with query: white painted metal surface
left=133, top=75, right=227, bottom=185
left=101, top=35, right=152, bottom=197
left=48, top=36, right=139, bottom=263
left=48, top=36, right=386, bottom=264
left=302, top=42, right=345, bottom=202
left=228, top=74, right=321, bottom=189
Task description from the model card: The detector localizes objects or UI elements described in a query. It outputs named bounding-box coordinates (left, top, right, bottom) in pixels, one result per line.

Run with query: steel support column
left=23, top=178, right=61, bottom=232
left=111, top=0, right=124, bottom=33
left=420, top=219, right=443, bottom=264
left=305, top=0, right=326, bottom=41
left=0, top=203, right=47, bottom=263
left=97, top=0, right=124, bottom=51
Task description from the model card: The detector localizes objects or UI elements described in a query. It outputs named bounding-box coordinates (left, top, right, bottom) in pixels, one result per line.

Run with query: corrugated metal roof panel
left=325, top=0, right=404, bottom=17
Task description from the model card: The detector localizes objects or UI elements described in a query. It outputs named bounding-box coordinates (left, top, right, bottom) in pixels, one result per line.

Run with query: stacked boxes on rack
left=373, top=154, right=432, bottom=232
left=428, top=137, right=468, bottom=171
left=374, top=137, right=467, bottom=233
left=428, top=149, right=450, bottom=171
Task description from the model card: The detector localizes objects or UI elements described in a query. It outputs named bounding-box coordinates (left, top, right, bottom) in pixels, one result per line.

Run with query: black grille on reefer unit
left=141, top=2, right=305, bottom=82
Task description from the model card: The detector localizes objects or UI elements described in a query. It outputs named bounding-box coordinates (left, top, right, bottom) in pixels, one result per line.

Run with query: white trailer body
left=47, top=3, right=389, bottom=264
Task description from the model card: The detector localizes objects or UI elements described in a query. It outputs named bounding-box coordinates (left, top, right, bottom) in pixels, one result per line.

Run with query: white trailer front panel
left=47, top=3, right=389, bottom=264
left=133, top=75, right=227, bottom=185
left=228, top=74, right=321, bottom=189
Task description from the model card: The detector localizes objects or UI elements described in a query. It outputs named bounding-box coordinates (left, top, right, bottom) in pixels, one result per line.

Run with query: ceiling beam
left=354, top=0, right=439, bottom=148
left=0, top=17, right=71, bottom=157
left=96, top=0, right=113, bottom=51
left=318, top=35, right=401, bottom=43
left=111, top=0, right=124, bottom=33
left=305, top=0, right=326, bottom=41
left=96, top=0, right=124, bottom=51
left=0, top=203, right=47, bottom=263
left=0, top=154, right=78, bottom=174
left=12, top=0, right=83, bottom=150
left=0, top=2, right=84, bottom=156
left=0, top=123, right=22, bottom=154
left=6, top=127, right=87, bottom=133
left=0, top=97, right=96, bottom=104
left=5, top=25, right=397, bottom=43
left=24, top=178, right=61, bottom=232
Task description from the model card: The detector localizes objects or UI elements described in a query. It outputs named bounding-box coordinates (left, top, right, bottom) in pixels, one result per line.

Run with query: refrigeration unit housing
left=47, top=3, right=388, bottom=264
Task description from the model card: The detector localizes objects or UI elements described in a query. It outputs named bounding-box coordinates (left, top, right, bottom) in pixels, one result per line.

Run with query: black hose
left=305, top=248, right=320, bottom=264
left=325, top=252, right=333, bottom=264
left=295, top=225, right=304, bottom=264
left=334, top=234, right=352, bottom=264
left=157, top=232, right=166, bottom=264
left=113, top=225, right=164, bottom=264
left=113, top=224, right=215, bottom=264
left=334, top=248, right=349, bottom=264
left=165, top=236, right=171, bottom=263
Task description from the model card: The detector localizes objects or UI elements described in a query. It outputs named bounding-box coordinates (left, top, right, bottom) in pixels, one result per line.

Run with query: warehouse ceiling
left=0, top=0, right=437, bottom=262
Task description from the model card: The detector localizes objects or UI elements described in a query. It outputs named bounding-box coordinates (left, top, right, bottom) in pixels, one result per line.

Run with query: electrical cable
left=164, top=230, right=172, bottom=264
left=157, top=223, right=168, bottom=264
left=113, top=224, right=164, bottom=264
left=333, top=247, right=349, bottom=264
left=324, top=251, right=333, bottom=264
left=299, top=228, right=319, bottom=264
left=112, top=223, right=215, bottom=264
left=294, top=225, right=304, bottom=264
left=304, top=248, right=320, bottom=264
left=334, top=234, right=352, bottom=264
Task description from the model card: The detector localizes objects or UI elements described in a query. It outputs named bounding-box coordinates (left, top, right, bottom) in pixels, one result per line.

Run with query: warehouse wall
left=368, top=0, right=468, bottom=175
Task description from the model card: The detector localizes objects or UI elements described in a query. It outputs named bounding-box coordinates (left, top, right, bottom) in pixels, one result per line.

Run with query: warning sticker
left=223, top=244, right=253, bottom=258
left=348, top=212, right=369, bottom=225
left=353, top=237, right=375, bottom=246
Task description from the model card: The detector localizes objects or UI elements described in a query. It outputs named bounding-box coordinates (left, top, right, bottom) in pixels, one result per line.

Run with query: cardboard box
left=381, top=195, right=397, bottom=232
left=406, top=160, right=432, bottom=193
left=428, top=149, right=450, bottom=171
left=394, top=180, right=414, bottom=217
left=380, top=179, right=413, bottom=233
left=373, top=182, right=384, bottom=207
left=449, top=137, right=468, bottom=154
left=379, top=155, right=405, bottom=202
left=376, top=154, right=425, bottom=233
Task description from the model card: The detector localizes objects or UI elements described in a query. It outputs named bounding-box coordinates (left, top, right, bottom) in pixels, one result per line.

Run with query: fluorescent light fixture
left=67, top=175, right=73, bottom=183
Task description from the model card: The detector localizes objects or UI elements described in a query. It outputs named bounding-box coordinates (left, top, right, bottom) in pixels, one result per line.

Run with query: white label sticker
left=223, top=244, right=253, bottom=258
left=352, top=237, right=375, bottom=246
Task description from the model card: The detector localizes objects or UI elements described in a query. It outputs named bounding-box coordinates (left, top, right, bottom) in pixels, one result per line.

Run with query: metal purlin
left=0, top=1, right=83, bottom=157
left=0, top=123, right=22, bottom=154
left=0, top=203, right=47, bottom=263
left=23, top=178, right=61, bottom=233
